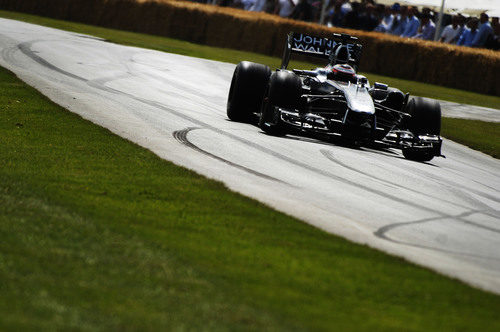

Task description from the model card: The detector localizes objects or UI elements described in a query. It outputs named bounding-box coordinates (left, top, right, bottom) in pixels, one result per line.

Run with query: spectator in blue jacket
left=471, top=12, right=494, bottom=47
left=374, top=5, right=394, bottom=32
left=401, top=6, right=420, bottom=37
left=413, top=14, right=435, bottom=40
left=457, top=18, right=479, bottom=47
left=390, top=5, right=408, bottom=36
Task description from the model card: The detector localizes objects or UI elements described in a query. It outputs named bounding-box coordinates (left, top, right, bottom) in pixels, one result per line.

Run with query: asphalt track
left=1, top=18, right=499, bottom=294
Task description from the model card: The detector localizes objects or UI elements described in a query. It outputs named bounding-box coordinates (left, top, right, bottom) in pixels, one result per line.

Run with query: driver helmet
left=328, top=64, right=356, bottom=83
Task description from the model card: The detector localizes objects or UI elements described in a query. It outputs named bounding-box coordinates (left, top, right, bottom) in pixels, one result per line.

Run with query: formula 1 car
left=227, top=32, right=443, bottom=162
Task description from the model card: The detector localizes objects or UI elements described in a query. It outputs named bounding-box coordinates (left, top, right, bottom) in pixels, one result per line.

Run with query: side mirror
left=358, top=76, right=368, bottom=86
left=373, top=82, right=388, bottom=90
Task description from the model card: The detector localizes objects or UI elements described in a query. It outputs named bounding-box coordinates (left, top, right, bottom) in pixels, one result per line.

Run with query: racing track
left=1, top=18, right=499, bottom=293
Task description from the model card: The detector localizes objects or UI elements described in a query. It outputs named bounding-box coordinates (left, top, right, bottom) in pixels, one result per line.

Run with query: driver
left=326, top=64, right=357, bottom=83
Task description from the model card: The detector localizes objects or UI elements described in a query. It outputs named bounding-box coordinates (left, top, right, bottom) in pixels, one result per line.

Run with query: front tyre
left=404, top=97, right=441, bottom=136
left=258, top=71, right=301, bottom=136
left=259, top=87, right=287, bottom=136
left=402, top=148, right=435, bottom=162
left=402, top=97, right=441, bottom=162
left=227, top=61, right=271, bottom=123
left=268, top=70, right=302, bottom=109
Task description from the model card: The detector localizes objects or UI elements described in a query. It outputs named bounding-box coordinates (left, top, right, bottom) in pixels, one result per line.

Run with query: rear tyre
left=227, top=61, right=271, bottom=123
left=259, top=71, right=302, bottom=136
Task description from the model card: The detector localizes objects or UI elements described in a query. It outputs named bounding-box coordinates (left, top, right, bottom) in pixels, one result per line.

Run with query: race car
left=226, top=32, right=443, bottom=162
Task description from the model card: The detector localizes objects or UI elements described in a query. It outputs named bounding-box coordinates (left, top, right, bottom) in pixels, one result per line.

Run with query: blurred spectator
left=390, top=5, right=408, bottom=36
left=471, top=12, right=494, bottom=47
left=249, top=0, right=268, bottom=12
left=310, top=0, right=323, bottom=21
left=291, top=0, right=313, bottom=21
left=439, top=15, right=463, bottom=43
left=326, top=0, right=345, bottom=27
left=401, top=6, right=420, bottom=38
left=491, top=16, right=499, bottom=30
left=487, top=17, right=500, bottom=50
left=203, top=0, right=500, bottom=50
left=343, top=2, right=361, bottom=29
left=492, top=17, right=500, bottom=34
left=374, top=4, right=394, bottom=32
left=241, top=0, right=256, bottom=10
left=340, top=0, right=352, bottom=16
left=421, top=7, right=433, bottom=21
left=413, top=13, right=435, bottom=40
left=274, top=0, right=296, bottom=17
left=359, top=4, right=379, bottom=31
left=457, top=18, right=479, bottom=47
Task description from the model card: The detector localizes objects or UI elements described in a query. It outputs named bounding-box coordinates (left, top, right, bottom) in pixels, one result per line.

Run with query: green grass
left=442, top=118, right=500, bottom=158
left=1, top=10, right=499, bottom=109
left=1, top=54, right=500, bottom=330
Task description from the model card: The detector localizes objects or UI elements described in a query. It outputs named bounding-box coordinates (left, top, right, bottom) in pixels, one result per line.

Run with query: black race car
left=227, top=32, right=443, bottom=162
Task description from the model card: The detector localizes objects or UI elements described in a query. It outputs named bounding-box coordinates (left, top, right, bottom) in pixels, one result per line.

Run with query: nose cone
left=344, top=84, right=375, bottom=115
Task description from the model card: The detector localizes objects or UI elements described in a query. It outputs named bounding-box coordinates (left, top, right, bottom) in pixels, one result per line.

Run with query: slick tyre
left=227, top=61, right=271, bottom=123
left=268, top=70, right=302, bottom=109
left=402, top=97, right=441, bottom=162
left=402, top=148, right=435, bottom=162
left=259, top=87, right=287, bottom=136
left=258, top=71, right=301, bottom=136
left=404, top=97, right=441, bottom=135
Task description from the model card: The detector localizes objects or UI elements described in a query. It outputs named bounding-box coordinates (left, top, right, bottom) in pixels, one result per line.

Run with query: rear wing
left=281, top=32, right=362, bottom=70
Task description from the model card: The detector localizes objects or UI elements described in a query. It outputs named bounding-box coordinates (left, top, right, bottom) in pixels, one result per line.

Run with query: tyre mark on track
left=325, top=139, right=500, bottom=208
left=447, top=153, right=499, bottom=178
left=441, top=164, right=500, bottom=193
left=18, top=41, right=84, bottom=82
left=173, top=127, right=286, bottom=184
left=373, top=210, right=500, bottom=260
left=403, top=163, right=500, bottom=204
left=320, top=149, right=489, bottom=210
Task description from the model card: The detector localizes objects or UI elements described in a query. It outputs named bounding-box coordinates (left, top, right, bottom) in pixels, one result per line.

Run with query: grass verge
left=0, top=9, right=499, bottom=110
left=442, top=118, right=500, bottom=158
left=1, top=55, right=500, bottom=329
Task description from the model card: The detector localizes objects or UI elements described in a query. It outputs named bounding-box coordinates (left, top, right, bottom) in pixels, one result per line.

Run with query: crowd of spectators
left=200, top=0, right=500, bottom=50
